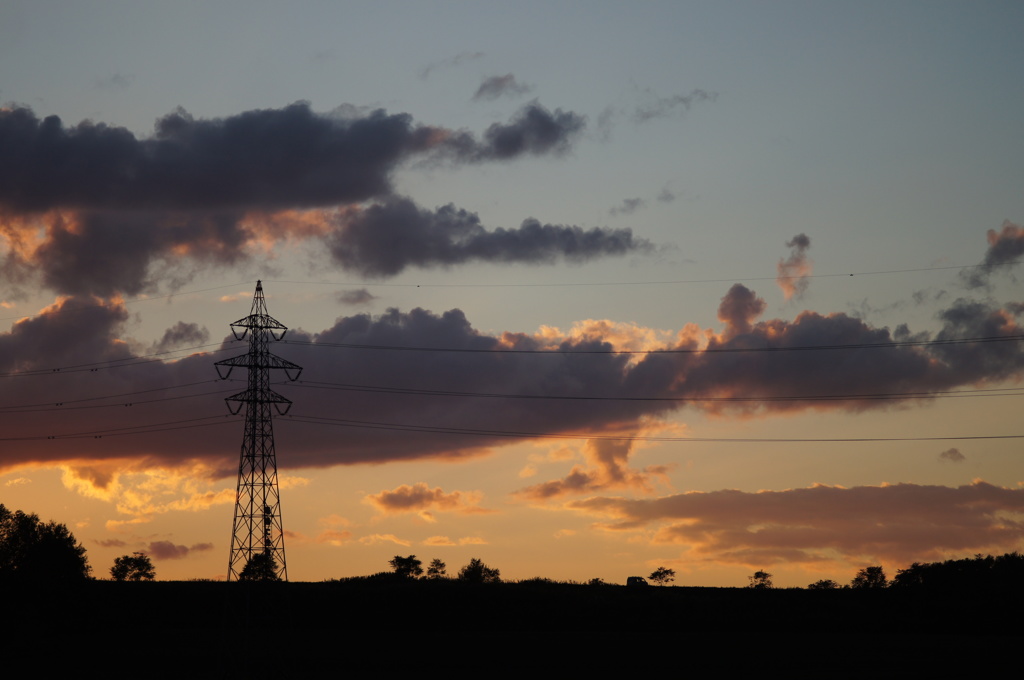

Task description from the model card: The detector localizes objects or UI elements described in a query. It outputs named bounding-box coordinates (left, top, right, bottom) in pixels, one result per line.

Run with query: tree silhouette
left=426, top=558, right=447, bottom=579
left=649, top=566, right=676, bottom=586
left=807, top=579, right=839, bottom=589
left=851, top=565, right=887, bottom=589
left=748, top=570, right=773, bottom=589
left=0, top=504, right=90, bottom=581
left=389, top=555, right=424, bottom=578
left=458, top=558, right=501, bottom=584
left=111, top=552, right=155, bottom=581
left=238, top=552, right=281, bottom=581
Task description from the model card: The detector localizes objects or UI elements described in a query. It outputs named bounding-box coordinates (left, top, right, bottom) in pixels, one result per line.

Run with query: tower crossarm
left=224, top=388, right=294, bottom=415
left=215, top=351, right=303, bottom=380
left=229, top=314, right=289, bottom=340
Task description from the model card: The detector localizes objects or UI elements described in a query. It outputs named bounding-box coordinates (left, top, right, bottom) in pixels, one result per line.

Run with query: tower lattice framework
left=216, top=281, right=302, bottom=581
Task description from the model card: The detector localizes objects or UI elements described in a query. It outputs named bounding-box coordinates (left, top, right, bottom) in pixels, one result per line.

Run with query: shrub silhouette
left=458, top=558, right=500, bottom=584
left=111, top=552, right=155, bottom=581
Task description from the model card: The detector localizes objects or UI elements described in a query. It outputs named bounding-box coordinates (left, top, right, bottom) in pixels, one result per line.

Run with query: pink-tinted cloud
left=365, top=483, right=488, bottom=520
left=717, top=283, right=766, bottom=338
left=776, top=233, right=812, bottom=300
left=146, top=540, right=214, bottom=560
left=568, top=480, right=1024, bottom=566
left=963, top=221, right=1024, bottom=288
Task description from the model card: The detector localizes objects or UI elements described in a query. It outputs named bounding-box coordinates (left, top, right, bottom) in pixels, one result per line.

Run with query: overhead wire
left=264, top=259, right=1021, bottom=289
left=280, top=414, right=1024, bottom=444
left=279, top=378, right=1024, bottom=404
left=0, top=415, right=235, bottom=442
left=0, top=340, right=243, bottom=378
left=0, top=380, right=242, bottom=413
left=282, top=333, right=1024, bottom=355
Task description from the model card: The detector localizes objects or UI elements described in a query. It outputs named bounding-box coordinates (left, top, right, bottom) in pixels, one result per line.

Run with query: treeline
left=890, top=552, right=1024, bottom=589
left=797, top=554, right=1024, bottom=590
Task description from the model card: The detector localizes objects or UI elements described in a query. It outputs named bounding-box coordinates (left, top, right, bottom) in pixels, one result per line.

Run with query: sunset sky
left=2, top=1, right=1023, bottom=587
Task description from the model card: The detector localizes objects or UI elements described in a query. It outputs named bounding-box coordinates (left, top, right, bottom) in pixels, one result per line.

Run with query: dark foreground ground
left=11, top=575, right=1023, bottom=631
left=7, top=577, right=1020, bottom=669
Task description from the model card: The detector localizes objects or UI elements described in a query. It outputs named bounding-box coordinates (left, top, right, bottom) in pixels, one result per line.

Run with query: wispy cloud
left=938, top=447, right=966, bottom=463
left=418, top=51, right=484, bottom=79
left=358, top=533, right=411, bottom=547
left=338, top=288, right=377, bottom=305
left=472, top=74, right=532, bottom=101
left=632, top=89, right=717, bottom=124
left=609, top=197, right=646, bottom=217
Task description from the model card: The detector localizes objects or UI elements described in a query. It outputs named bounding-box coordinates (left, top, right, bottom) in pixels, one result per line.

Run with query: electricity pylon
left=215, top=281, right=302, bottom=581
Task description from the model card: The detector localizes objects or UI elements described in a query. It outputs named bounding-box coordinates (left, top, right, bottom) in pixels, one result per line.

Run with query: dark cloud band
left=328, top=197, right=650, bottom=277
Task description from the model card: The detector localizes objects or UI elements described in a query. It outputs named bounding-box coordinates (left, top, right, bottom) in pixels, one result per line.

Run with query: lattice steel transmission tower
left=215, top=281, right=302, bottom=581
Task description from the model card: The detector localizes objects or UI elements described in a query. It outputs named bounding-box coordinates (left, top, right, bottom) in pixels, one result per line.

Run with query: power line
left=264, top=259, right=1021, bottom=289
left=1, top=259, right=1017, bottom=327
left=0, top=341, right=241, bottom=378
left=281, top=379, right=1024, bottom=404
left=283, top=333, right=1024, bottom=355
left=9, top=407, right=1017, bottom=445
left=282, top=414, right=1024, bottom=444
left=0, top=281, right=253, bottom=322
left=0, top=415, right=234, bottom=441
left=5, top=331, right=1017, bottom=381
left=0, top=382, right=240, bottom=413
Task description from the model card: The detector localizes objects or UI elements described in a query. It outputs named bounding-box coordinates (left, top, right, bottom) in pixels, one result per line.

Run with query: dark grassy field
left=8, top=576, right=1019, bottom=671
left=10, top=575, right=1022, bottom=634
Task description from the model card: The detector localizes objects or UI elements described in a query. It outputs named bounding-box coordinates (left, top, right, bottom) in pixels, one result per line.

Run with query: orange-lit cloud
left=515, top=437, right=672, bottom=501
left=315, top=514, right=354, bottom=546
left=533, top=319, right=675, bottom=353
left=57, top=462, right=234, bottom=530
left=422, top=535, right=488, bottom=546
left=358, top=533, right=411, bottom=547
left=317, top=530, right=354, bottom=546
left=568, top=480, right=1024, bottom=567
